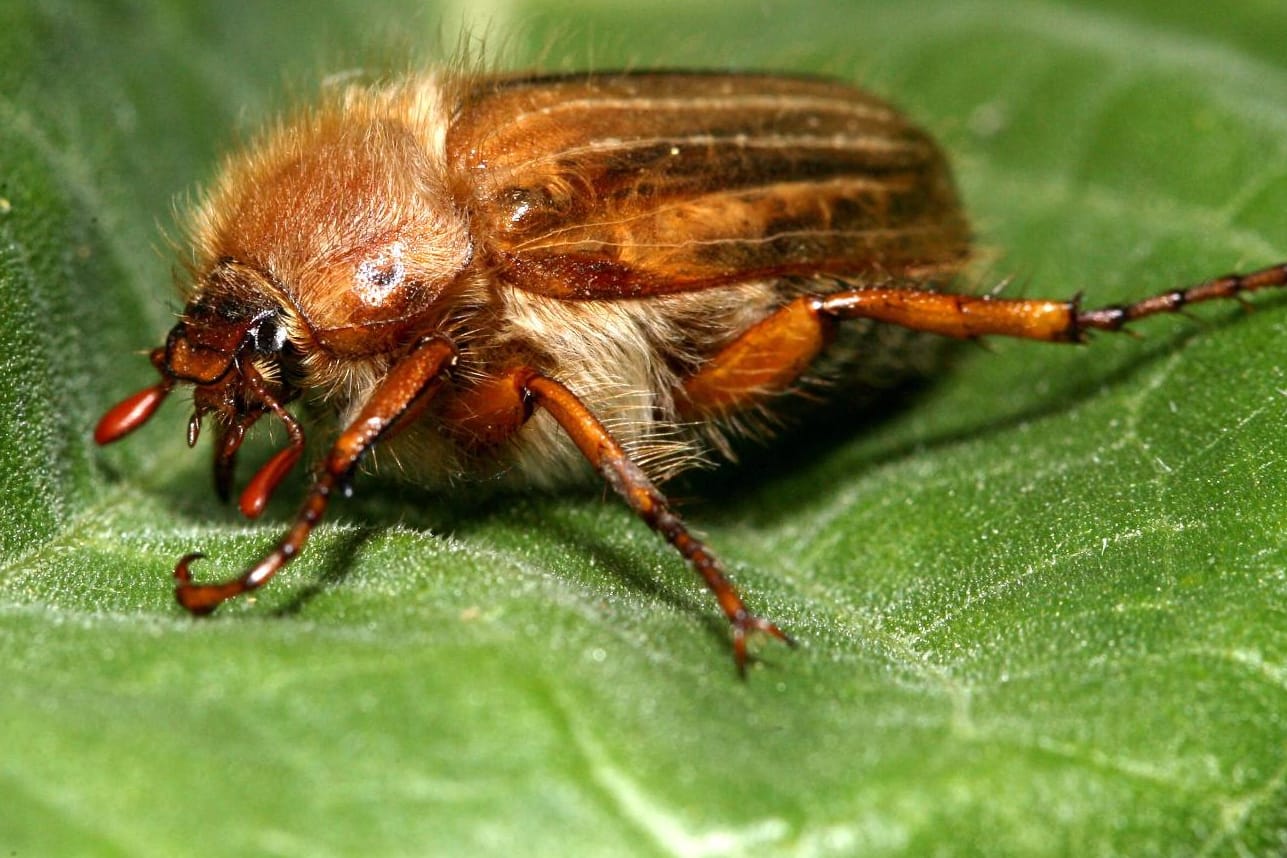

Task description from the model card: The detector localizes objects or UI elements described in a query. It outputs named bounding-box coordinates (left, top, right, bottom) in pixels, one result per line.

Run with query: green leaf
left=4, top=1, right=1286, bottom=855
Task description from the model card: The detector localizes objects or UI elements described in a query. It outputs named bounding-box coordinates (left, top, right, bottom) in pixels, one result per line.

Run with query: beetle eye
left=250, top=316, right=287, bottom=354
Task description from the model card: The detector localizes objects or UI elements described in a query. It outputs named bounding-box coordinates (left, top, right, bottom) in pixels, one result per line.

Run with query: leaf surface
left=2, top=2, right=1285, bottom=855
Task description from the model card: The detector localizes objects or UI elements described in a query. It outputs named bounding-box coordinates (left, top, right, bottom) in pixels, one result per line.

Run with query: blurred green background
left=2, top=1, right=1286, bottom=855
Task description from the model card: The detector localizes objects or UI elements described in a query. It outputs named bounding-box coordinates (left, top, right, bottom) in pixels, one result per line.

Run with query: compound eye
left=249, top=315, right=288, bottom=354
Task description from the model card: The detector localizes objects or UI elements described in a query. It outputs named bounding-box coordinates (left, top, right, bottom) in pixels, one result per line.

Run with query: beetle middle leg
left=680, top=262, right=1287, bottom=418
left=443, top=367, right=794, bottom=674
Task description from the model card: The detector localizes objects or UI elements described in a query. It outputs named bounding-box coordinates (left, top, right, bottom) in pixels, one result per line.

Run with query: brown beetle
left=96, top=70, right=1287, bottom=672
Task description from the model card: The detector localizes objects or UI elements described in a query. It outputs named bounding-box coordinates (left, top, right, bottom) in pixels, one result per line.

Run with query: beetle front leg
left=174, top=337, right=457, bottom=614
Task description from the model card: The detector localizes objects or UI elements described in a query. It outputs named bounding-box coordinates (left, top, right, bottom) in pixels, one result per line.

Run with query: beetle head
left=95, top=277, right=306, bottom=515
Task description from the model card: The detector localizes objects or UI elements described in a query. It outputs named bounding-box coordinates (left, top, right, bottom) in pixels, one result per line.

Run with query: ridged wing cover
left=448, top=72, right=971, bottom=299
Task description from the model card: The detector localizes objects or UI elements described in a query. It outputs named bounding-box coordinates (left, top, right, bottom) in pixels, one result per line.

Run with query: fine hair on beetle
left=95, top=61, right=1287, bottom=674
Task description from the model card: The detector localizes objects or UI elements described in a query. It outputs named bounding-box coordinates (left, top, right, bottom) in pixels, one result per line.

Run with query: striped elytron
left=95, top=70, right=1287, bottom=672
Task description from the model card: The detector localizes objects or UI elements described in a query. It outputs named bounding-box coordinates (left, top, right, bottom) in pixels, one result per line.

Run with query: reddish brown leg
left=445, top=368, right=792, bottom=673
left=679, top=298, right=833, bottom=418
left=438, top=370, right=534, bottom=450
left=681, top=262, right=1287, bottom=416
left=174, top=336, right=457, bottom=614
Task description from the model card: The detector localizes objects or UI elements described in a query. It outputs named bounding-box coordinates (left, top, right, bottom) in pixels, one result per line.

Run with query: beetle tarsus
left=731, top=612, right=796, bottom=677
left=173, top=552, right=236, bottom=616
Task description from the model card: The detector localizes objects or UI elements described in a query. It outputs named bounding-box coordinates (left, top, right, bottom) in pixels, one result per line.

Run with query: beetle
left=95, top=70, right=1287, bottom=672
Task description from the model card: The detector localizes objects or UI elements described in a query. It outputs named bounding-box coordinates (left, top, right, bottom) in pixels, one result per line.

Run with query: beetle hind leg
left=678, top=262, right=1287, bottom=419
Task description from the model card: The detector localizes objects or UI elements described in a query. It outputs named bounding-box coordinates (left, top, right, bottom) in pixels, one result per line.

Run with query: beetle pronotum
left=96, top=70, right=1286, bottom=672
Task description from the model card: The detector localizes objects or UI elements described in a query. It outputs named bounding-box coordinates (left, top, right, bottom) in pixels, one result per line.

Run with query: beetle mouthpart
left=213, top=416, right=253, bottom=502
left=230, top=362, right=307, bottom=518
